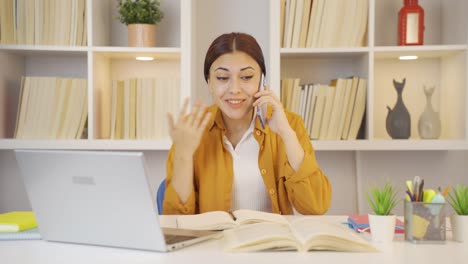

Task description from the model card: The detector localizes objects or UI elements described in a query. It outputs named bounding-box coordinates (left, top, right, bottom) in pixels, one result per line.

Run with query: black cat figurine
left=386, top=78, right=411, bottom=139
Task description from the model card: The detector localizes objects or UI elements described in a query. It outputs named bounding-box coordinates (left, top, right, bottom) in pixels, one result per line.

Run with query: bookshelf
left=275, top=0, right=468, bottom=148
left=0, top=0, right=467, bottom=215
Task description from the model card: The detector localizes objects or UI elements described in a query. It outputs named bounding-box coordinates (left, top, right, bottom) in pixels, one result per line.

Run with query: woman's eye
left=241, top=75, right=253, bottom=80
left=216, top=76, right=229, bottom=81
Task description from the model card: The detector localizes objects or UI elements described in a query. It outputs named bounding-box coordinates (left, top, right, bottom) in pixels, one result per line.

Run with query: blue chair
left=156, top=179, right=166, bottom=214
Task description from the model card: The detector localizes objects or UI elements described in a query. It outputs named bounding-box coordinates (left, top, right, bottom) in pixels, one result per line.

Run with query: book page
left=289, top=218, right=377, bottom=252
left=232, top=209, right=289, bottom=226
left=176, top=211, right=237, bottom=230
left=223, top=222, right=299, bottom=252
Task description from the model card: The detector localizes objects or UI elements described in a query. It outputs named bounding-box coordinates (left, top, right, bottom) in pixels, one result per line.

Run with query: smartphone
left=256, top=74, right=267, bottom=129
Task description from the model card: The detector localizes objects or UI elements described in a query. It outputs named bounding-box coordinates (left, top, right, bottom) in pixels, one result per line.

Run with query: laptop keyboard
left=164, top=234, right=197, bottom=244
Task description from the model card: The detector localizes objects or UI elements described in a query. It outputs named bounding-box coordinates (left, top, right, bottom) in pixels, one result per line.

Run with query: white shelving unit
left=0, top=0, right=467, bottom=215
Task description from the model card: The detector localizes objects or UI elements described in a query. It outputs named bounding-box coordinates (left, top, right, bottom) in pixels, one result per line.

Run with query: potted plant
left=116, top=0, right=164, bottom=47
left=447, top=184, right=468, bottom=242
left=365, top=180, right=400, bottom=242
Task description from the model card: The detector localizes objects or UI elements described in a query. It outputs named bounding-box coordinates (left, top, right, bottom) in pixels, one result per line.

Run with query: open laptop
left=14, top=149, right=218, bottom=252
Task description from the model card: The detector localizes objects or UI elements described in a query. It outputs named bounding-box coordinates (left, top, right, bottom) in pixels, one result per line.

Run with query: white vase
left=368, top=214, right=396, bottom=243
left=450, top=214, right=468, bottom=242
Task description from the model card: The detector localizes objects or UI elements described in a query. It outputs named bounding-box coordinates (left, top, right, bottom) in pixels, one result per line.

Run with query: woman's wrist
left=278, top=126, right=296, bottom=140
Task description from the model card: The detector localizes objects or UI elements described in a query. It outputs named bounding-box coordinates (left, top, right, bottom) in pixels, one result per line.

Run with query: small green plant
left=366, top=181, right=400, bottom=215
left=447, top=184, right=468, bottom=215
left=117, top=0, right=164, bottom=25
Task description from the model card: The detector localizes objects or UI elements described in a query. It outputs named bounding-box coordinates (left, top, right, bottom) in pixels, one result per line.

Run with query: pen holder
left=404, top=201, right=446, bottom=243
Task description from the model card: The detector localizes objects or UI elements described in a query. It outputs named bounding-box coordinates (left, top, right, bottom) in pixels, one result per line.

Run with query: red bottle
left=398, top=0, right=425, bottom=45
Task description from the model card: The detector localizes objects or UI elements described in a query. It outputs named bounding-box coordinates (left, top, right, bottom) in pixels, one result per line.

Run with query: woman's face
left=208, top=51, right=262, bottom=122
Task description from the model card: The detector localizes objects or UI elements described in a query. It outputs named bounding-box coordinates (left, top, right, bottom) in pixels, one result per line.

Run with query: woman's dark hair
left=203, top=32, right=266, bottom=82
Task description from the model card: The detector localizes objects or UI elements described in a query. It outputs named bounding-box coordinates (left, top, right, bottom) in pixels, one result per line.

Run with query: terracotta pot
left=128, top=24, right=156, bottom=47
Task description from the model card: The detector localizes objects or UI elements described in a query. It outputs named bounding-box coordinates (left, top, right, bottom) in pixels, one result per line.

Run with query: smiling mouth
left=226, top=99, right=245, bottom=105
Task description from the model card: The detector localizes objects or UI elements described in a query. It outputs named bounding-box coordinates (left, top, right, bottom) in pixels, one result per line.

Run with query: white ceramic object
left=451, top=214, right=468, bottom=242
left=368, top=214, right=396, bottom=243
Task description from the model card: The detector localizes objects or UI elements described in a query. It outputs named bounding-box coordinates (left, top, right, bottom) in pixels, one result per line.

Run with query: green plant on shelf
left=117, top=0, right=164, bottom=25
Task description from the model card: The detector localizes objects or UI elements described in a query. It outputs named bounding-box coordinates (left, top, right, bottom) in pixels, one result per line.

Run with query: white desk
left=1, top=216, right=467, bottom=264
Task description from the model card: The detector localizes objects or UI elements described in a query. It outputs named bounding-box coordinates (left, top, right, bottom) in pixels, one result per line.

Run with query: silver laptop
left=14, top=149, right=218, bottom=252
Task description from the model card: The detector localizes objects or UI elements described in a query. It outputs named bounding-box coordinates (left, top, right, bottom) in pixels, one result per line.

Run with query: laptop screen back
left=15, top=150, right=168, bottom=251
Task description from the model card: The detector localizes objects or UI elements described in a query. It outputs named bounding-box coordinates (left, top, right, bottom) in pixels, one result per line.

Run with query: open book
left=176, top=209, right=289, bottom=230
left=222, top=218, right=378, bottom=252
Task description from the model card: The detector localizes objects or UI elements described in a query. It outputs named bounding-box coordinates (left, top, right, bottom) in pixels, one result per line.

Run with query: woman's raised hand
left=167, top=98, right=212, bottom=156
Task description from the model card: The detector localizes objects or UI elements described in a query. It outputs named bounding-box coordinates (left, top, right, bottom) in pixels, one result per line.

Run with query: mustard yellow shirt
left=163, top=105, right=332, bottom=215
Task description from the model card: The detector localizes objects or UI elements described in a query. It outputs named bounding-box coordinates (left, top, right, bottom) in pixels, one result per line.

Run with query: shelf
left=374, top=45, right=467, bottom=59
left=312, top=140, right=468, bottom=151
left=0, top=139, right=466, bottom=151
left=281, top=47, right=369, bottom=58
left=92, top=47, right=181, bottom=60
left=0, top=45, right=88, bottom=56
left=0, top=139, right=172, bottom=150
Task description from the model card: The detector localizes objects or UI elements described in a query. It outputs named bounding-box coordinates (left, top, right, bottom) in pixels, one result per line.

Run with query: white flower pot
left=450, top=214, right=468, bottom=242
left=368, top=214, right=396, bottom=243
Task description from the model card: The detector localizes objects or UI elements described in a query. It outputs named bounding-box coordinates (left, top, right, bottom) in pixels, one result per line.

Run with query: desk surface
left=1, top=216, right=466, bottom=264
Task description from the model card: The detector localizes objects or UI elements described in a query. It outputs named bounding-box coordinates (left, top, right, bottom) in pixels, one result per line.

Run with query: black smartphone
left=256, top=74, right=267, bottom=129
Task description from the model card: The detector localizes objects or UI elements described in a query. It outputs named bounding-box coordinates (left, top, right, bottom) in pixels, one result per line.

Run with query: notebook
left=0, top=228, right=41, bottom=241
left=14, top=150, right=218, bottom=252
left=347, top=214, right=404, bottom=234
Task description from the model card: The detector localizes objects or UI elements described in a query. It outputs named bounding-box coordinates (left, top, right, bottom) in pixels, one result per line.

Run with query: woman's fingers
left=193, top=103, right=209, bottom=128
left=167, top=112, right=175, bottom=132
left=177, top=98, right=190, bottom=124
left=199, top=112, right=212, bottom=130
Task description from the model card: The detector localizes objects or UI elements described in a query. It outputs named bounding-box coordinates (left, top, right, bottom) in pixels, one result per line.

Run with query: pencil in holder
left=404, top=201, right=446, bottom=243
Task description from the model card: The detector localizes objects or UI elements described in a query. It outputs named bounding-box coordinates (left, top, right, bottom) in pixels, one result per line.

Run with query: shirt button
left=261, top=169, right=267, bottom=174
left=269, top=189, right=276, bottom=195
left=256, top=130, right=261, bottom=136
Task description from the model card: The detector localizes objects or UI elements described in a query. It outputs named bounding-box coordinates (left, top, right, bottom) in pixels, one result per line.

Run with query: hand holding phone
left=256, top=74, right=267, bottom=129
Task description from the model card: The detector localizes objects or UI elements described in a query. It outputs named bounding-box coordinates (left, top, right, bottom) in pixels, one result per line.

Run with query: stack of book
left=14, top=76, right=88, bottom=139
left=0, top=211, right=41, bottom=240
left=109, top=77, right=180, bottom=140
left=280, top=0, right=368, bottom=48
left=0, top=0, right=87, bottom=46
left=281, top=76, right=367, bottom=140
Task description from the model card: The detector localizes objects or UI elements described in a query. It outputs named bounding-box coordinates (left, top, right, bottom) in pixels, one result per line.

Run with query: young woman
left=163, top=32, right=331, bottom=215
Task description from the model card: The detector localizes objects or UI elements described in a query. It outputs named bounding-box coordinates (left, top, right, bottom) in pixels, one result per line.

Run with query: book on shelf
left=223, top=218, right=378, bottom=252
left=347, top=78, right=367, bottom=140
left=176, top=209, right=289, bottom=230
left=110, top=77, right=180, bottom=140
left=347, top=215, right=404, bottom=234
left=279, top=0, right=286, bottom=46
left=341, top=77, right=360, bottom=139
left=0, top=211, right=37, bottom=232
left=310, top=84, right=327, bottom=139
left=291, top=0, right=304, bottom=48
left=0, top=228, right=41, bottom=241
left=14, top=77, right=87, bottom=139
left=298, top=0, right=312, bottom=48
left=318, top=84, right=336, bottom=140
left=283, top=0, right=296, bottom=48
left=326, top=78, right=346, bottom=140
left=3, top=0, right=86, bottom=45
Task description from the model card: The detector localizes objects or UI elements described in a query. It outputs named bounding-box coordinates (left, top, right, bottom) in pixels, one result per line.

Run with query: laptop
left=14, top=149, right=219, bottom=252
